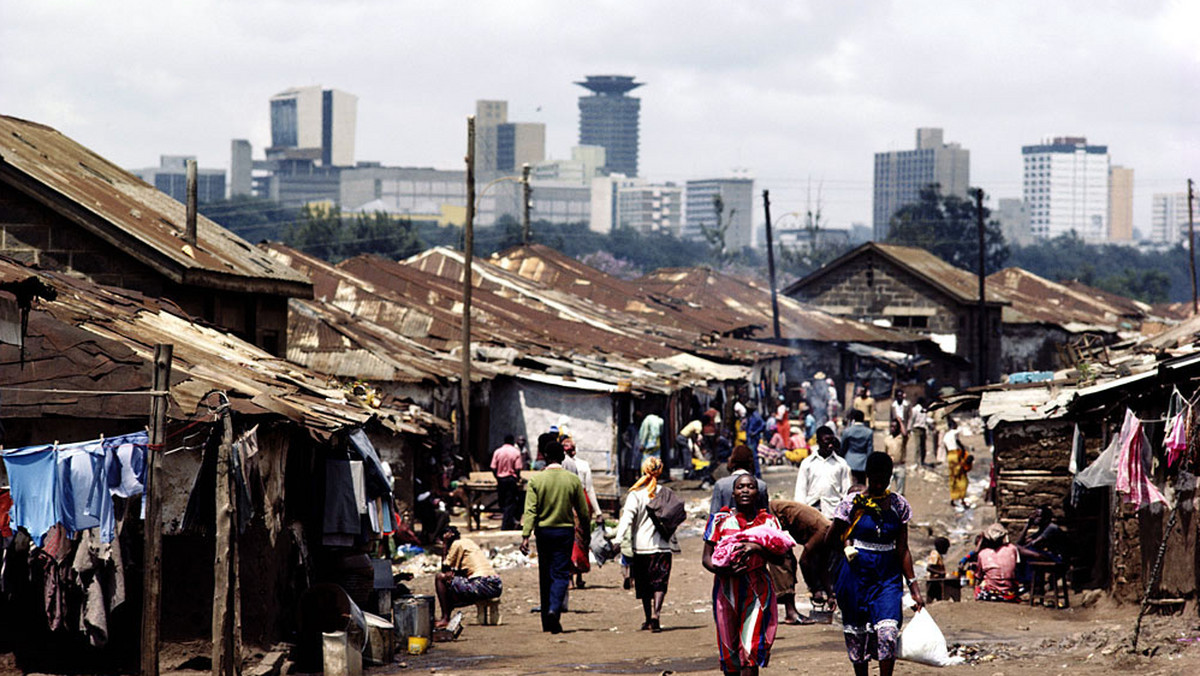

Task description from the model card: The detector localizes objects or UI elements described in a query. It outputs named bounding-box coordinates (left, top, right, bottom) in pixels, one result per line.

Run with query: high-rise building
left=872, top=128, right=970, bottom=240
left=683, top=178, right=756, bottom=249
left=230, top=140, right=253, bottom=198
left=269, top=86, right=357, bottom=167
left=474, top=100, right=545, bottom=174
left=1150, top=192, right=1191, bottom=244
left=534, top=146, right=607, bottom=185
left=1109, top=165, right=1134, bottom=242
left=132, top=155, right=226, bottom=203
left=1022, top=136, right=1109, bottom=242
left=616, top=181, right=681, bottom=235
left=996, top=198, right=1031, bottom=246
left=577, top=75, right=643, bottom=177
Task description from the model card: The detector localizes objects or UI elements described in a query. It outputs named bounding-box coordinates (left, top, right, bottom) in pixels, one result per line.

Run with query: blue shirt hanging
left=2, top=444, right=59, bottom=546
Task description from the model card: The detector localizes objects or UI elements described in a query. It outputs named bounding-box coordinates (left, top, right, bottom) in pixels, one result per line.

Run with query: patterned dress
left=704, top=508, right=780, bottom=672
left=832, top=491, right=912, bottom=664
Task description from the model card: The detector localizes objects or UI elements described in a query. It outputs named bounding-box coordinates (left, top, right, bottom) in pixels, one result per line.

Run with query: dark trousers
left=497, top=476, right=520, bottom=530
left=535, top=526, right=574, bottom=631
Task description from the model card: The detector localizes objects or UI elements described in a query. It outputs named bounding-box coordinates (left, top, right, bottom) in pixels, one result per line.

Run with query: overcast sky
left=2, top=1, right=1197, bottom=234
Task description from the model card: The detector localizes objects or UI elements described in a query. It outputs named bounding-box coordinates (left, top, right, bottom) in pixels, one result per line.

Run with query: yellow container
left=407, top=636, right=429, bottom=655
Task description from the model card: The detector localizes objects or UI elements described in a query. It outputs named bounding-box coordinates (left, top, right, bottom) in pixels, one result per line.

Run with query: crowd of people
left=423, top=377, right=1059, bottom=675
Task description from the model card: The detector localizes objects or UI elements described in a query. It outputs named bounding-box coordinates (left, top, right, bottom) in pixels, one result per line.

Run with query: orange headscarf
left=630, top=456, right=663, bottom=499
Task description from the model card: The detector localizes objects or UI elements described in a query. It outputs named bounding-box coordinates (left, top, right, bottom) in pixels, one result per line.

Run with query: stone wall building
left=783, top=242, right=1004, bottom=386
left=0, top=115, right=312, bottom=356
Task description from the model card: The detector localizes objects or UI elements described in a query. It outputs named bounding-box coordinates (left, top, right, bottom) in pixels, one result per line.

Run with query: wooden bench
left=461, top=471, right=540, bottom=531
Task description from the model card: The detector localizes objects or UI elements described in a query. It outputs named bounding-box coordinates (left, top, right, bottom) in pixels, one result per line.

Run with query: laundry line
left=0, top=387, right=169, bottom=396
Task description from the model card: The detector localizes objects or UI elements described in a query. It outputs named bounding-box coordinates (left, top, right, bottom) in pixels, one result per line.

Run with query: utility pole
left=522, top=163, right=532, bottom=244
left=762, top=190, right=782, bottom=340
left=212, top=401, right=240, bottom=676
left=141, top=344, right=172, bottom=676
left=975, top=188, right=988, bottom=387
left=185, top=159, right=198, bottom=246
left=1188, top=178, right=1197, bottom=316
left=461, top=116, right=475, bottom=466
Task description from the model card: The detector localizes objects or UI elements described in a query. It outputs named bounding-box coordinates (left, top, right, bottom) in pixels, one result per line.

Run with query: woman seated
left=975, top=523, right=1021, bottom=602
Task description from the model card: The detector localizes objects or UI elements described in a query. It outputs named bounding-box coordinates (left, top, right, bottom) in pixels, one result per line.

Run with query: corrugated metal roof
left=785, top=242, right=1005, bottom=306
left=0, top=255, right=436, bottom=436
left=0, top=116, right=311, bottom=296
left=988, top=267, right=1147, bottom=333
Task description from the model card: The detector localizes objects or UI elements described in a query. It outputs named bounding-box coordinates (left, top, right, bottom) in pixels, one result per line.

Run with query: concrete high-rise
left=230, top=140, right=253, bottom=197
left=1108, top=165, right=1134, bottom=242
left=996, top=198, right=1031, bottom=246
left=1150, top=192, right=1190, bottom=244
left=269, top=86, right=357, bottom=167
left=577, top=75, right=643, bottom=177
left=132, top=155, right=225, bottom=203
left=474, top=100, right=545, bottom=173
left=1022, top=136, right=1109, bottom=242
left=873, top=128, right=970, bottom=240
left=684, top=178, right=756, bottom=249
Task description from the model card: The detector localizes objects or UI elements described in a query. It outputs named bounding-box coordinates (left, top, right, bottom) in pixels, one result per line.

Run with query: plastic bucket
left=407, top=636, right=430, bottom=655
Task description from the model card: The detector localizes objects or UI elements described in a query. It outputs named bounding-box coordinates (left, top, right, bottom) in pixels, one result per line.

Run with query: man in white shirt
left=794, top=425, right=852, bottom=518
left=909, top=398, right=930, bottom=467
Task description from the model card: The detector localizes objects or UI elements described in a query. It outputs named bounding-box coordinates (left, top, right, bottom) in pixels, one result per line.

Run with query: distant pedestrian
left=615, top=457, right=674, bottom=632
left=909, top=398, right=930, bottom=466
left=943, top=418, right=970, bottom=509
left=839, top=409, right=874, bottom=485
left=852, top=386, right=876, bottom=426
left=703, top=474, right=785, bottom=675
left=638, top=412, right=664, bottom=461
left=520, top=437, right=591, bottom=634
left=793, top=425, right=852, bottom=518
left=743, top=403, right=766, bottom=476
left=490, top=434, right=524, bottom=530
left=562, top=436, right=603, bottom=589
left=884, top=420, right=906, bottom=495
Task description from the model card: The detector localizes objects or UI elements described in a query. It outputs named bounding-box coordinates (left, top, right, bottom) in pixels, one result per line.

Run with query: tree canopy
left=886, top=184, right=1009, bottom=274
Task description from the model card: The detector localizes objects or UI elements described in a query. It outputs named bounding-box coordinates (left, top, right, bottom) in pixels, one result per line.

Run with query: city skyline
left=2, top=1, right=1196, bottom=235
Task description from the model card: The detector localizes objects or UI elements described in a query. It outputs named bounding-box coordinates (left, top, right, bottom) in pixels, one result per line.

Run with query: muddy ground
left=388, top=428, right=1200, bottom=676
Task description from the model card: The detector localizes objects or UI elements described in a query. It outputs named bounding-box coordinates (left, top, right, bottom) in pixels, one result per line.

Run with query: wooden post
left=975, top=189, right=987, bottom=386
left=186, top=159, right=198, bottom=246
left=762, top=190, right=782, bottom=340
left=212, top=403, right=239, bottom=676
left=141, top=344, right=172, bottom=676
left=461, top=116, right=476, bottom=465
left=522, top=163, right=532, bottom=244
left=1188, top=178, right=1196, bottom=316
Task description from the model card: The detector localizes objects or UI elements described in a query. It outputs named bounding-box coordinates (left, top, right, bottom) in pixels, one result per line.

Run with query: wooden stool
left=475, top=598, right=502, bottom=625
left=1028, top=562, right=1069, bottom=608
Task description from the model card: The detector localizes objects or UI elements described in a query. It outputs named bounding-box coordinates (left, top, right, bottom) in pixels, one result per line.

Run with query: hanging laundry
left=323, top=459, right=361, bottom=547
left=347, top=429, right=391, bottom=500
left=57, top=439, right=116, bottom=543
left=1068, top=424, right=1087, bottom=507
left=1165, top=408, right=1189, bottom=469
left=1076, top=429, right=1121, bottom=490
left=71, top=527, right=126, bottom=648
left=2, top=444, right=59, bottom=546
left=104, top=431, right=148, bottom=498
left=1115, top=408, right=1166, bottom=508
left=0, top=489, right=12, bottom=538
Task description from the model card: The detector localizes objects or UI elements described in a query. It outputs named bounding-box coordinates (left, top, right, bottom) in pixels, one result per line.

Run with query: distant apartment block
left=132, top=155, right=226, bottom=203
left=340, top=166, right=501, bottom=227
left=873, top=128, right=970, bottom=240
left=230, top=140, right=253, bottom=197
left=527, top=180, right=592, bottom=226
left=996, top=198, right=1031, bottom=246
left=616, top=181, right=681, bottom=236
left=1150, top=192, right=1191, bottom=244
left=683, top=178, right=755, bottom=249
left=474, top=100, right=545, bottom=174
left=1022, top=136, right=1109, bottom=242
left=577, top=75, right=642, bottom=177
left=1108, top=165, right=1134, bottom=242
left=269, top=86, right=357, bottom=167
left=534, top=146, right=607, bottom=186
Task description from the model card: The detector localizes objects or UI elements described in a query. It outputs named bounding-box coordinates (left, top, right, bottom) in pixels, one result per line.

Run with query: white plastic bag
left=898, top=608, right=963, bottom=667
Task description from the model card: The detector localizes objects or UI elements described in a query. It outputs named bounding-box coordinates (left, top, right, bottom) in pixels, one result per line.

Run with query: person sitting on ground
left=709, top=444, right=769, bottom=515
left=976, top=523, right=1021, bottom=602
left=434, top=526, right=502, bottom=627
left=769, top=500, right=833, bottom=625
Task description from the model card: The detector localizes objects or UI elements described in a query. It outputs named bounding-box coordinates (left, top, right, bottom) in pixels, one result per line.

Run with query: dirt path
left=387, top=429, right=1200, bottom=675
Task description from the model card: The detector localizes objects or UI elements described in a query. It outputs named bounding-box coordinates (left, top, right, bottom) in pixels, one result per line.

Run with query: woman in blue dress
left=829, top=452, right=923, bottom=676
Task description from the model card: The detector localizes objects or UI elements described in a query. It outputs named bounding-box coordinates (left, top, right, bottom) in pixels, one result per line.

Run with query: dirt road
left=392, top=432, right=1200, bottom=675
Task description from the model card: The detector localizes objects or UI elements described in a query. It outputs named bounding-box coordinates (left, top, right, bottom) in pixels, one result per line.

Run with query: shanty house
left=0, top=115, right=312, bottom=357
left=783, top=242, right=1005, bottom=385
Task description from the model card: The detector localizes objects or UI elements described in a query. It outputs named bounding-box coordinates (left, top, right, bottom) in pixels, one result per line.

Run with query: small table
left=461, top=471, right=539, bottom=531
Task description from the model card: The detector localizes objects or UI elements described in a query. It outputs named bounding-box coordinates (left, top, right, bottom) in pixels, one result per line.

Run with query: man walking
left=491, top=434, right=523, bottom=530
left=520, top=438, right=591, bottom=634
left=794, top=425, right=852, bottom=518
left=839, top=409, right=874, bottom=485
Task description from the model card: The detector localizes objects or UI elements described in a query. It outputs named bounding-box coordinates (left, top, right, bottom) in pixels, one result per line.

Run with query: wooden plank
left=141, top=344, right=171, bottom=676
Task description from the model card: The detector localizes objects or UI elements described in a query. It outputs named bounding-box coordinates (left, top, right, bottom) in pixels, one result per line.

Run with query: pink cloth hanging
left=1165, top=409, right=1188, bottom=469
left=710, top=523, right=798, bottom=569
left=1115, top=409, right=1165, bottom=507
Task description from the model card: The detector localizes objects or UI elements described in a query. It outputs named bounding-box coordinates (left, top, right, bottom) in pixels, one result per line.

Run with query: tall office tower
left=996, top=198, right=1031, bottom=246
left=1022, top=136, right=1109, bottom=242
left=577, top=75, right=643, bottom=177
left=230, top=139, right=253, bottom=197
left=132, top=156, right=226, bottom=203
left=1150, top=192, right=1191, bottom=244
left=684, top=177, right=756, bottom=249
left=872, top=128, right=970, bottom=240
left=269, top=86, right=357, bottom=167
left=1108, top=165, right=1134, bottom=242
left=474, top=100, right=545, bottom=173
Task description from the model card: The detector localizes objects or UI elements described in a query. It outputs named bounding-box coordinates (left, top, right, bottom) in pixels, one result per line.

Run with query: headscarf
left=630, top=456, right=663, bottom=498
left=983, top=522, right=1008, bottom=544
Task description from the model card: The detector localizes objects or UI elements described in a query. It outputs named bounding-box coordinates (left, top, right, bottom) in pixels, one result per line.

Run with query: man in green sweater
left=520, top=436, right=591, bottom=634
